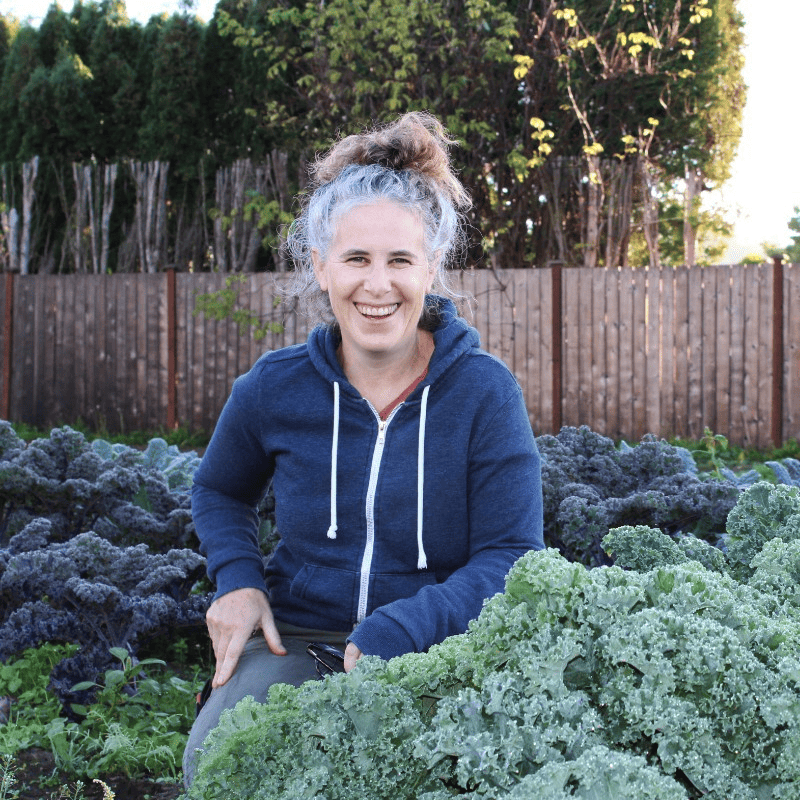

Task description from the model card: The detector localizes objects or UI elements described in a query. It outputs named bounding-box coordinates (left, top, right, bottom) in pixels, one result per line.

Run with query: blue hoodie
left=191, top=296, right=544, bottom=660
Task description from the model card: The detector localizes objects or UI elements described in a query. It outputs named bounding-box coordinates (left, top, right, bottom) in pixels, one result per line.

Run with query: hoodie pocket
left=370, top=570, right=438, bottom=611
left=290, top=564, right=359, bottom=607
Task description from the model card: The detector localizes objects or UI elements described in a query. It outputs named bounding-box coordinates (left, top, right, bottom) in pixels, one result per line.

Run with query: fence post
left=551, top=263, right=563, bottom=433
left=771, top=256, right=784, bottom=446
left=1, top=272, right=13, bottom=421
left=166, top=268, right=178, bottom=430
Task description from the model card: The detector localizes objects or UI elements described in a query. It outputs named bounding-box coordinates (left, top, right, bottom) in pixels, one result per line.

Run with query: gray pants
left=183, top=622, right=350, bottom=787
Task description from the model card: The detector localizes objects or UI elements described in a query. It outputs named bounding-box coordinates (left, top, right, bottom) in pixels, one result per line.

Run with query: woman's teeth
left=356, top=303, right=398, bottom=317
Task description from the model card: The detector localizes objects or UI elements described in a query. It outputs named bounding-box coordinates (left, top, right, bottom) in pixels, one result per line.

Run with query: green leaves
left=726, top=482, right=800, bottom=572
left=190, top=534, right=800, bottom=798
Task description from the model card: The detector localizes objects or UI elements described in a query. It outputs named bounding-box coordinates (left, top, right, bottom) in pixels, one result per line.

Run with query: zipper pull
left=377, top=419, right=387, bottom=444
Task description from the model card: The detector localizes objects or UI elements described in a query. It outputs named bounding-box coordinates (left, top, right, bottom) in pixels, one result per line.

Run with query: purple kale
left=0, top=423, right=211, bottom=706
left=537, top=427, right=739, bottom=567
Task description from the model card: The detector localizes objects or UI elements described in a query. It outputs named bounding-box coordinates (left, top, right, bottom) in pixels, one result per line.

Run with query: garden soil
left=13, top=747, right=182, bottom=799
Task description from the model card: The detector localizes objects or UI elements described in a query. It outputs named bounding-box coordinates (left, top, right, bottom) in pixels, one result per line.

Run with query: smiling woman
left=312, top=200, right=435, bottom=411
left=183, top=112, right=544, bottom=789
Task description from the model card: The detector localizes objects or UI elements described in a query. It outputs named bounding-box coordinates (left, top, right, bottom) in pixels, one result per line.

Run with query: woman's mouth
left=355, top=303, right=399, bottom=318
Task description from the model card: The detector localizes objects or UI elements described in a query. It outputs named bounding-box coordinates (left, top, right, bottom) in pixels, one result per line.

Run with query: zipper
left=356, top=402, right=401, bottom=623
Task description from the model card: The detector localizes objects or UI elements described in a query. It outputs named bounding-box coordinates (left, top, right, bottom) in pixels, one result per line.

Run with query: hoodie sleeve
left=349, top=384, right=544, bottom=659
left=191, top=363, right=274, bottom=600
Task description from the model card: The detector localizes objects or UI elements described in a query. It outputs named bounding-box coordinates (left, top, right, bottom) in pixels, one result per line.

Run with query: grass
left=9, top=421, right=210, bottom=451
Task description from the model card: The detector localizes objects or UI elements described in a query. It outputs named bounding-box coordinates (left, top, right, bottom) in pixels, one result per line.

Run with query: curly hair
left=283, top=112, right=472, bottom=325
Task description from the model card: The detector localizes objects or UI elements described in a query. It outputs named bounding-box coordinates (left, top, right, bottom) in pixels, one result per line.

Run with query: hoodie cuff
left=211, top=558, right=268, bottom=602
left=349, top=612, right=417, bottom=661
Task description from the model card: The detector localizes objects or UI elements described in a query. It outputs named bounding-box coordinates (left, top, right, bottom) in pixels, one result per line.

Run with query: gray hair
left=282, top=163, right=468, bottom=325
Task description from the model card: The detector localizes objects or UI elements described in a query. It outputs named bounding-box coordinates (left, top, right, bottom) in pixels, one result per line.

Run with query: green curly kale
left=725, top=482, right=800, bottom=572
left=190, top=546, right=800, bottom=799
left=605, top=482, right=800, bottom=585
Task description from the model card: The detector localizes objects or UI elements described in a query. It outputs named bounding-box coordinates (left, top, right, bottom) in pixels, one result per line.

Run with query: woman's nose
left=363, top=262, right=392, bottom=294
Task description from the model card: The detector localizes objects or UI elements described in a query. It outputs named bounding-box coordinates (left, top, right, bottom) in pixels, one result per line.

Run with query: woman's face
left=313, top=200, right=435, bottom=363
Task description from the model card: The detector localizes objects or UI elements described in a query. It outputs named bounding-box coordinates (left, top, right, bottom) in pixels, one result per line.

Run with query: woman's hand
left=206, top=587, right=287, bottom=688
left=344, top=642, right=363, bottom=672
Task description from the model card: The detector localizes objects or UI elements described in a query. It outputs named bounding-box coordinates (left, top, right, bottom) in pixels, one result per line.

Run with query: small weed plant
left=0, top=644, right=195, bottom=784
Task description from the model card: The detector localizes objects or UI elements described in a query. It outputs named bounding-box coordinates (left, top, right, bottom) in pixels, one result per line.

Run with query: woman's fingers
left=206, top=587, right=286, bottom=688
left=259, top=605, right=288, bottom=657
left=344, top=642, right=363, bottom=672
left=212, top=628, right=250, bottom=688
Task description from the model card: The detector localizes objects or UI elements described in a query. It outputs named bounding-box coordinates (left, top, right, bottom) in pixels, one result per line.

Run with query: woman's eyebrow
left=339, top=248, right=420, bottom=258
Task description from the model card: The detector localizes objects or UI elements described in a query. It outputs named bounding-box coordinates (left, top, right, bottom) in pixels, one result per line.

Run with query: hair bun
left=312, top=112, right=470, bottom=210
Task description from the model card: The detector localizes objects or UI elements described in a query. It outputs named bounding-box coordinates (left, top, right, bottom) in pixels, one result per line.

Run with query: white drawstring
left=327, top=381, right=339, bottom=539
left=326, top=379, right=429, bottom=568
left=416, top=385, right=430, bottom=569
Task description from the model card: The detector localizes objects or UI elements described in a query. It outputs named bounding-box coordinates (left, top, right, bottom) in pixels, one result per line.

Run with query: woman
left=184, top=112, right=544, bottom=784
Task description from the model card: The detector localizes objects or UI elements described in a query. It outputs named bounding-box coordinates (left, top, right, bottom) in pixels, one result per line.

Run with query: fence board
left=88, top=277, right=103, bottom=428
left=102, top=276, right=117, bottom=430
left=14, top=279, right=36, bottom=424
left=673, top=267, right=689, bottom=440
left=631, top=268, right=647, bottom=440
left=591, top=268, right=607, bottom=436
left=71, top=276, right=86, bottom=423
left=645, top=269, right=660, bottom=438
left=577, top=269, right=592, bottom=427
left=3, top=267, right=799, bottom=446
left=0, top=275, right=9, bottom=418
left=510, top=270, right=528, bottom=418
left=786, top=265, right=800, bottom=440
left=758, top=266, right=773, bottom=449
left=701, top=266, right=718, bottom=435
left=659, top=267, right=675, bottom=437
left=520, top=268, right=551, bottom=433
left=687, top=266, right=703, bottom=440
left=741, top=265, right=761, bottom=447
left=716, top=268, right=732, bottom=439
left=617, top=270, right=634, bottom=438
left=605, top=269, right=620, bottom=439
left=562, top=268, right=581, bottom=428
left=729, top=265, right=746, bottom=444
left=122, top=278, right=136, bottom=430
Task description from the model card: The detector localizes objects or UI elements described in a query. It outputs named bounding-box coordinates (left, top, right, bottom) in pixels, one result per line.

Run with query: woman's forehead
left=330, top=200, right=426, bottom=249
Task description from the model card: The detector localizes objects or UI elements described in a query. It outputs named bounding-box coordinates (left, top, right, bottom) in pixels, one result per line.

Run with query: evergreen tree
left=0, top=25, right=43, bottom=162
left=138, top=14, right=206, bottom=177
left=85, top=2, right=143, bottom=160
left=0, top=13, right=18, bottom=78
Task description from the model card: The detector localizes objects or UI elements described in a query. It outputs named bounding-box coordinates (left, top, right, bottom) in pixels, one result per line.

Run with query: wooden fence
left=1, top=264, right=798, bottom=448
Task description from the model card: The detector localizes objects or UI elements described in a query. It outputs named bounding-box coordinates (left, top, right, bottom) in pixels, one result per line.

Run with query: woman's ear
left=312, top=249, right=328, bottom=291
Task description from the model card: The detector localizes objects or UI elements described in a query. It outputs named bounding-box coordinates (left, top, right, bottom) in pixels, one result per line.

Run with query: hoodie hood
left=306, top=295, right=479, bottom=390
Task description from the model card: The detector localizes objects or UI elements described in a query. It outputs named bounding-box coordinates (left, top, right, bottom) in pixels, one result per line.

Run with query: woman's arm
left=191, top=363, right=282, bottom=680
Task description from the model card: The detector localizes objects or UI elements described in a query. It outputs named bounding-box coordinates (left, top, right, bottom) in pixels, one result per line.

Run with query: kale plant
left=0, top=422, right=196, bottom=551
left=0, top=421, right=211, bottom=706
left=606, top=481, right=800, bottom=583
left=189, top=543, right=800, bottom=799
left=536, top=426, right=739, bottom=566
left=764, top=458, right=800, bottom=488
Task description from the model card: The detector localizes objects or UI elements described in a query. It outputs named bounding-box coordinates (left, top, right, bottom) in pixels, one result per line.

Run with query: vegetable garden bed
left=2, top=421, right=799, bottom=797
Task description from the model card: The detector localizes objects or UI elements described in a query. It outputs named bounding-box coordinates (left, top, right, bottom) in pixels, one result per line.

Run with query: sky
left=1, top=0, right=798, bottom=263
